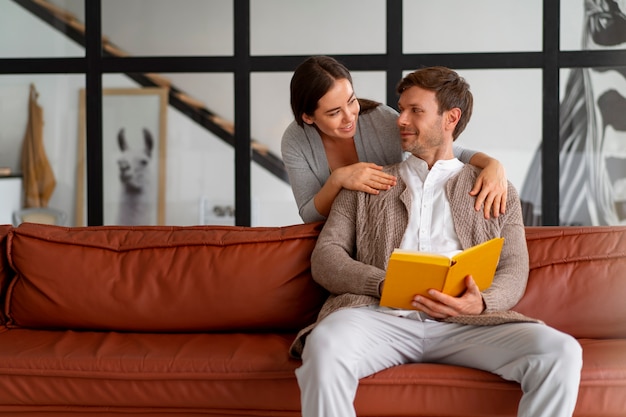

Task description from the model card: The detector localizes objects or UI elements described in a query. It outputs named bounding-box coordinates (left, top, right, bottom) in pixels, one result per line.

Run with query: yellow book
left=379, top=237, right=504, bottom=310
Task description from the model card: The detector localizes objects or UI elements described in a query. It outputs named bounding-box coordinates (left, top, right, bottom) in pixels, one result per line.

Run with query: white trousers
left=296, top=307, right=582, bottom=417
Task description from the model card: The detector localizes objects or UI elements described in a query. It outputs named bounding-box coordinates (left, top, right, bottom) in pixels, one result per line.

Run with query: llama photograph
left=115, top=127, right=156, bottom=225
left=76, top=87, right=168, bottom=226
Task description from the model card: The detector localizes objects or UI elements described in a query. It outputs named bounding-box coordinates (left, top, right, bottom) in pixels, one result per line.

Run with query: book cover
left=379, top=237, right=504, bottom=310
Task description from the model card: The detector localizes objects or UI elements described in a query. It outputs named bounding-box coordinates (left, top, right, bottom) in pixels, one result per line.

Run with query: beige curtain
left=20, top=84, right=56, bottom=208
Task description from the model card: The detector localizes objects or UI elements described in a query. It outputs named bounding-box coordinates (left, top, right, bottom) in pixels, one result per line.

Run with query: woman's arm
left=453, top=146, right=508, bottom=219
left=281, top=122, right=396, bottom=222
left=467, top=152, right=508, bottom=219
left=314, top=163, right=396, bottom=218
left=281, top=127, right=327, bottom=223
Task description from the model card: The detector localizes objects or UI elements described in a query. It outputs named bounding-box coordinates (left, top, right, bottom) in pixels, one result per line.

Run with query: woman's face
left=302, top=78, right=360, bottom=141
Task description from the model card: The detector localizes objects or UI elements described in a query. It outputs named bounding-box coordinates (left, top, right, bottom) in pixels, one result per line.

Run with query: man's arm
left=411, top=181, right=529, bottom=317
left=311, top=189, right=386, bottom=298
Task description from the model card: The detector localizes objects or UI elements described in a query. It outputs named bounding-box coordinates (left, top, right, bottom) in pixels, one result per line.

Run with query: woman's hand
left=314, top=162, right=397, bottom=218
left=333, top=162, right=397, bottom=194
left=469, top=159, right=508, bottom=219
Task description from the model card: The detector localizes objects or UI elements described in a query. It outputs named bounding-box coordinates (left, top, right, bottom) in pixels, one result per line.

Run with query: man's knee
left=556, top=333, right=583, bottom=371
left=535, top=329, right=582, bottom=380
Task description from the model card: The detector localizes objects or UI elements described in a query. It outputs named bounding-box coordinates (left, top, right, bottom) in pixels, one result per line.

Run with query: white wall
left=0, top=1, right=84, bottom=224
left=1, top=0, right=586, bottom=227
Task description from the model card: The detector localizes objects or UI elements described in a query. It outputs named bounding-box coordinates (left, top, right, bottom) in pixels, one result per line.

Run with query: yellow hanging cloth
left=20, top=84, right=56, bottom=208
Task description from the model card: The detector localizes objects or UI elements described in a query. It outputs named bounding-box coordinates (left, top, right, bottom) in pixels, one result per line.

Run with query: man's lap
left=302, top=306, right=579, bottom=381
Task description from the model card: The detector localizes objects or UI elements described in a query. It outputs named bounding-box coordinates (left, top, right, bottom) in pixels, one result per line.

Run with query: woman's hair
left=290, top=56, right=380, bottom=127
left=396, top=66, right=473, bottom=139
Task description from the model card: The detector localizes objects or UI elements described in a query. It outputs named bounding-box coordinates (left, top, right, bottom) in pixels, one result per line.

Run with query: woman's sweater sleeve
left=452, top=144, right=477, bottom=164
left=281, top=123, right=326, bottom=223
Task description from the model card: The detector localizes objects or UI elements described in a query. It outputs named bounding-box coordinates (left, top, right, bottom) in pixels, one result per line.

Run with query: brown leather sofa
left=0, top=222, right=624, bottom=416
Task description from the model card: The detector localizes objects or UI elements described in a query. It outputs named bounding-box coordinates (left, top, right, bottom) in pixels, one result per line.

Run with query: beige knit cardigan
left=290, top=163, right=541, bottom=358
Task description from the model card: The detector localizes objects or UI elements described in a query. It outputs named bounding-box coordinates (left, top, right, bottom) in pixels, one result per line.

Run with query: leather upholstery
left=5, top=222, right=326, bottom=332
left=515, top=226, right=626, bottom=338
left=0, top=222, right=623, bottom=416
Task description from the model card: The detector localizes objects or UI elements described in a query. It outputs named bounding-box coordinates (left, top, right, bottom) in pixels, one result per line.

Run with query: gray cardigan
left=289, top=163, right=540, bottom=358
left=281, top=105, right=477, bottom=223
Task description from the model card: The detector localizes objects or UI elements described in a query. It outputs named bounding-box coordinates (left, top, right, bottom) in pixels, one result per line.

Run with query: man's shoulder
left=382, top=162, right=402, bottom=175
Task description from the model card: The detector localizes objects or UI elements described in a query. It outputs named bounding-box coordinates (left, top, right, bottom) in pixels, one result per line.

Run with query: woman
left=282, top=55, right=507, bottom=223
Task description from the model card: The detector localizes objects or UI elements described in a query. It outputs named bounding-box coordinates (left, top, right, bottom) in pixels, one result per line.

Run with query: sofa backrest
left=513, top=226, right=626, bottom=339
left=2, top=223, right=625, bottom=339
left=4, top=222, right=327, bottom=333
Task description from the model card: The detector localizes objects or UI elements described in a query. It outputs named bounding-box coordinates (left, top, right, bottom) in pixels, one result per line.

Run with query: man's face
left=396, top=86, right=446, bottom=156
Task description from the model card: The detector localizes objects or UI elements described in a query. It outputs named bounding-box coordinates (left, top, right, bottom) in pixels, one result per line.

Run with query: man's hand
left=333, top=162, right=397, bottom=194
left=411, top=275, right=485, bottom=318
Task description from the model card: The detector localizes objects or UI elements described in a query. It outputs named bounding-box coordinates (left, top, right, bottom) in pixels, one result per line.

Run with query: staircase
left=13, top=0, right=289, bottom=183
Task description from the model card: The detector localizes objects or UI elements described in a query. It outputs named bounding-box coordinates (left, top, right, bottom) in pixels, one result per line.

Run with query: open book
left=379, top=237, right=504, bottom=310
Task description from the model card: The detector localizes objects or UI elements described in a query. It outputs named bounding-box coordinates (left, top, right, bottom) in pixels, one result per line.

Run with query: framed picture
left=76, top=87, right=168, bottom=226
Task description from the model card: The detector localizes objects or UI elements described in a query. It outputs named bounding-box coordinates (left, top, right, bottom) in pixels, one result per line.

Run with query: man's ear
left=446, top=108, right=461, bottom=129
left=302, top=113, right=314, bottom=125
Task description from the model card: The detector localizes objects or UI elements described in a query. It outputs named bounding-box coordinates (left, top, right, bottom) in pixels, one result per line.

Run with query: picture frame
left=76, top=87, right=168, bottom=226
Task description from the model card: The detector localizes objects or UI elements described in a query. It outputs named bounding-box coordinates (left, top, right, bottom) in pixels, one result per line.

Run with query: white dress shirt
left=399, top=155, right=465, bottom=257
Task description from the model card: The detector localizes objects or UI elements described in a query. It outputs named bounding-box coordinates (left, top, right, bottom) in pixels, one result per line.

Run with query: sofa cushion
left=514, top=226, right=626, bottom=339
left=0, top=329, right=623, bottom=416
left=5, top=222, right=327, bottom=332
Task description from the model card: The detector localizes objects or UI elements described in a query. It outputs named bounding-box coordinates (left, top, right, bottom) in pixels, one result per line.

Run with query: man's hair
left=396, top=67, right=473, bottom=139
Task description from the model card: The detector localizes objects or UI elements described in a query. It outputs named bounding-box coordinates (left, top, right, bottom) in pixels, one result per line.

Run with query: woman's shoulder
left=281, top=120, right=317, bottom=151
left=282, top=120, right=304, bottom=142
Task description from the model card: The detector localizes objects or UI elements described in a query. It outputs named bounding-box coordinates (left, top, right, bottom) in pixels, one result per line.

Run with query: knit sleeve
left=452, top=144, right=477, bottom=164
left=447, top=166, right=529, bottom=312
left=281, top=122, right=326, bottom=223
left=311, top=189, right=386, bottom=298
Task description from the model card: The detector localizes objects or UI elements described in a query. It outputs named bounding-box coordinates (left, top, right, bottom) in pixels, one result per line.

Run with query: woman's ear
left=302, top=113, right=314, bottom=125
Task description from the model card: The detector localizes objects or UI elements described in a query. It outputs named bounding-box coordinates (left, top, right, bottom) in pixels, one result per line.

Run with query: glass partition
left=554, top=66, right=626, bottom=226
left=76, top=73, right=236, bottom=227
left=403, top=0, right=542, bottom=53
left=0, top=0, right=84, bottom=58
left=0, top=74, right=84, bottom=225
left=250, top=0, right=386, bottom=56
left=561, top=0, right=626, bottom=52
left=101, top=0, right=233, bottom=57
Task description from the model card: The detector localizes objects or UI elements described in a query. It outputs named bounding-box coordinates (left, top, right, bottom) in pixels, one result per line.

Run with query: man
left=289, top=67, right=582, bottom=417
